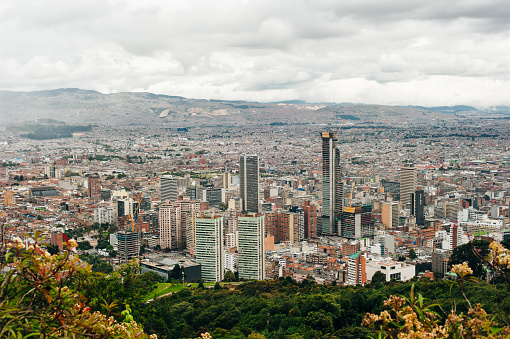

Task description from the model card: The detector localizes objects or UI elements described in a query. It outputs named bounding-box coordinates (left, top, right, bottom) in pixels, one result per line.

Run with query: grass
left=143, top=282, right=236, bottom=302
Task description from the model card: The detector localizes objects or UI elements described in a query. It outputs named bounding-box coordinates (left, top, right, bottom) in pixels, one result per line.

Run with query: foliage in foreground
left=0, top=233, right=156, bottom=338
left=364, top=242, right=510, bottom=338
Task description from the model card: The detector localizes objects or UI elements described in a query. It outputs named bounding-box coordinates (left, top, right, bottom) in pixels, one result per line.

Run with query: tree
left=371, top=271, right=387, bottom=284
left=450, top=240, right=490, bottom=279
left=78, top=241, right=93, bottom=251
left=214, top=282, right=221, bottom=290
left=409, top=249, right=417, bottom=260
left=197, top=280, right=205, bottom=289
left=168, top=264, right=182, bottom=281
left=0, top=233, right=153, bottom=338
left=224, top=270, right=236, bottom=282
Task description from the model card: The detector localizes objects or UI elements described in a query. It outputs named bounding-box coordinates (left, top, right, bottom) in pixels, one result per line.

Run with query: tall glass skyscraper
left=321, top=132, right=342, bottom=235
left=240, top=155, right=260, bottom=213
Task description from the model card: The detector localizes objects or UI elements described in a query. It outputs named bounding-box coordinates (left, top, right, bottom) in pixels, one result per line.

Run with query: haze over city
left=2, top=0, right=510, bottom=107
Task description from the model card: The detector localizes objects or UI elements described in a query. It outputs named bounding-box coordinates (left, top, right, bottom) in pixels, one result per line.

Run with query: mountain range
left=0, top=88, right=505, bottom=127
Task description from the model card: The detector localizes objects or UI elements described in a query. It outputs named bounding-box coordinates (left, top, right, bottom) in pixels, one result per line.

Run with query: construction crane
left=343, top=181, right=356, bottom=213
left=128, top=189, right=148, bottom=233
left=335, top=120, right=345, bottom=138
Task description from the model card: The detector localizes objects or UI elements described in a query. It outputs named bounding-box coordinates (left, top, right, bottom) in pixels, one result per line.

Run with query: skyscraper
left=400, top=164, right=416, bottom=208
left=321, top=132, right=342, bottom=235
left=240, top=155, right=260, bottom=213
left=87, top=176, right=101, bottom=200
left=414, top=190, right=425, bottom=226
left=160, top=175, right=178, bottom=202
left=195, top=215, right=224, bottom=282
left=237, top=214, right=265, bottom=280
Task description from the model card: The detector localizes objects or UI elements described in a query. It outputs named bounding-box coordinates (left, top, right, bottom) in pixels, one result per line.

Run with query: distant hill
left=0, top=88, right=482, bottom=127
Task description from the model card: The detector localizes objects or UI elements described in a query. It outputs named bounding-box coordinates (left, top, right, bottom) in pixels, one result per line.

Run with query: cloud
left=0, top=0, right=509, bottom=107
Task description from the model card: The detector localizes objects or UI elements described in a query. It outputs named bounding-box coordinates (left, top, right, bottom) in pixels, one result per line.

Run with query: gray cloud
left=0, top=0, right=509, bottom=107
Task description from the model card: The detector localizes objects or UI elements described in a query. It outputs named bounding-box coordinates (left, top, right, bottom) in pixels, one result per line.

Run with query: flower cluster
left=451, top=261, right=473, bottom=278
left=363, top=283, right=510, bottom=338
left=489, top=241, right=510, bottom=269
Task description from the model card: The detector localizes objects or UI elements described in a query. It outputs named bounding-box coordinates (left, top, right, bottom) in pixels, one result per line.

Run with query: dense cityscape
left=1, top=116, right=509, bottom=286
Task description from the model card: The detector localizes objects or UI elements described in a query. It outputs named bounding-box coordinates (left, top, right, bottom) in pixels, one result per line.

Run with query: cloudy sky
left=1, top=0, right=509, bottom=107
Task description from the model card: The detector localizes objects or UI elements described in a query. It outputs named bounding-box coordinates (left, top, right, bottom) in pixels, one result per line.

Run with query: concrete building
left=195, top=215, right=224, bottom=282
left=400, top=164, right=416, bottom=209
left=161, top=175, right=179, bottom=202
left=237, top=214, right=265, bottom=280
left=94, top=206, right=115, bottom=225
left=240, top=155, right=260, bottom=213
left=347, top=251, right=367, bottom=285
left=87, top=176, right=101, bottom=200
left=303, top=201, right=318, bottom=239
left=117, top=230, right=140, bottom=262
left=321, top=131, right=342, bottom=235
left=159, top=202, right=181, bottom=249
left=366, top=260, right=416, bottom=282
left=382, top=202, right=399, bottom=229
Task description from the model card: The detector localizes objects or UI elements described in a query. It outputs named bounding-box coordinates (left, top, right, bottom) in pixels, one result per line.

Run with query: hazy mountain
left=0, top=88, right=477, bottom=127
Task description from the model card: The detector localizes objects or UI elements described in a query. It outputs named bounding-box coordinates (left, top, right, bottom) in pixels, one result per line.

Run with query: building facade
left=195, top=215, right=224, bottom=282
left=321, top=131, right=342, bottom=235
left=240, top=155, right=260, bottom=213
left=237, top=214, right=265, bottom=280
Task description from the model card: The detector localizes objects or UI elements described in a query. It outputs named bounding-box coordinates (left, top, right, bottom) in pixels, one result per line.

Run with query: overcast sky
left=1, top=0, right=509, bottom=107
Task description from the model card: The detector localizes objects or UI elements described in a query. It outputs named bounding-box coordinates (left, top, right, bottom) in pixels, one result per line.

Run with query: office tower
left=87, top=176, right=101, bottom=200
left=117, top=230, right=140, bottom=262
left=340, top=205, right=375, bottom=239
left=237, top=214, right=265, bottom=280
left=186, top=209, right=197, bottom=254
left=414, top=190, right=425, bottom=226
left=158, top=202, right=181, bottom=249
left=400, top=164, right=416, bottom=208
left=240, top=155, right=260, bottom=213
left=217, top=172, right=232, bottom=189
left=195, top=215, right=224, bottom=282
left=321, top=132, right=342, bottom=235
left=202, top=187, right=225, bottom=207
left=44, top=165, right=56, bottom=178
left=174, top=197, right=201, bottom=248
left=381, top=202, right=399, bottom=229
left=347, top=252, right=367, bottom=285
left=303, top=201, right=318, bottom=239
left=161, top=175, right=178, bottom=202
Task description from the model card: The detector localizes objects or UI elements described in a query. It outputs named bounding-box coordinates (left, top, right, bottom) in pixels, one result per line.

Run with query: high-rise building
left=117, top=230, right=140, bottom=262
left=400, top=164, right=416, bottom=208
left=381, top=202, right=399, bottom=229
left=94, top=207, right=115, bottom=225
left=340, top=205, right=375, bottom=239
left=240, top=155, right=260, bottom=213
left=158, top=202, right=181, bottom=249
left=264, top=210, right=299, bottom=244
left=174, top=197, right=201, bottom=248
left=347, top=252, right=367, bottom=285
left=217, top=172, right=232, bottom=189
left=450, top=224, right=463, bottom=250
left=87, top=176, right=101, bottom=200
left=321, top=132, right=342, bottom=235
left=414, top=190, right=425, bottom=226
left=237, top=214, right=265, bottom=280
left=303, top=201, right=318, bottom=239
left=161, top=175, right=179, bottom=202
left=195, top=215, right=224, bottom=282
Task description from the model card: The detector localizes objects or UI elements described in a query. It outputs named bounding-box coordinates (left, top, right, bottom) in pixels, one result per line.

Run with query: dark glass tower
left=240, top=155, right=260, bottom=213
left=414, top=190, right=425, bottom=226
left=321, top=132, right=342, bottom=235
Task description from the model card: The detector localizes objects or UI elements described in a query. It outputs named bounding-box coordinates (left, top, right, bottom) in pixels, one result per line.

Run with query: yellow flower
left=68, top=239, right=78, bottom=249
left=451, top=262, right=473, bottom=278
